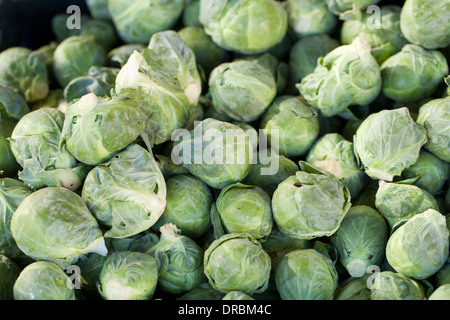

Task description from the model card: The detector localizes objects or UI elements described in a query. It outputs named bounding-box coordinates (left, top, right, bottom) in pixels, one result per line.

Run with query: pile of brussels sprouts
left=0, top=0, right=450, bottom=301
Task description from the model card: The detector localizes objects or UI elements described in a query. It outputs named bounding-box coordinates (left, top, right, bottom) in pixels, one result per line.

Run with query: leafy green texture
left=0, top=85, right=29, bottom=120
left=326, top=0, right=380, bottom=14
left=334, top=275, right=371, bottom=300
left=369, top=271, right=425, bottom=300
left=86, top=0, right=112, bottom=21
left=429, top=284, right=450, bottom=300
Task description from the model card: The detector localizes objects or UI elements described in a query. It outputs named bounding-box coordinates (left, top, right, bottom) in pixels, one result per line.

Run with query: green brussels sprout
left=97, top=251, right=158, bottom=300
left=326, top=0, right=380, bottom=14
left=0, top=255, right=21, bottom=300
left=369, top=271, right=426, bottom=300
left=156, top=154, right=190, bottom=179
left=178, top=26, right=230, bottom=77
left=183, top=0, right=201, bottom=27
left=106, top=44, right=146, bottom=68
left=51, top=13, right=90, bottom=43
left=306, top=133, right=367, bottom=198
left=285, top=0, right=337, bottom=38
left=60, top=93, right=147, bottom=166
left=275, top=248, right=338, bottom=300
left=330, top=205, right=388, bottom=278
left=152, top=174, right=212, bottom=239
left=334, top=275, right=371, bottom=300
left=13, top=261, right=76, bottom=300
left=110, top=230, right=159, bottom=253
left=416, top=96, right=450, bottom=162
left=386, top=209, right=449, bottom=280
left=86, top=0, right=112, bottom=21
left=400, top=0, right=450, bottom=50
left=208, top=54, right=278, bottom=122
left=53, top=36, right=106, bottom=88
left=80, top=19, right=119, bottom=52
left=0, top=117, right=20, bottom=178
left=178, top=282, right=225, bottom=300
left=11, top=187, right=108, bottom=268
left=0, top=47, right=49, bottom=103
left=147, top=223, right=205, bottom=294
left=403, top=150, right=450, bottom=196
left=429, top=284, right=450, bottom=300
left=375, top=180, right=440, bottom=230
left=199, top=0, right=288, bottom=55
left=340, top=5, right=408, bottom=64
left=0, top=85, right=30, bottom=120
left=297, top=37, right=382, bottom=117
left=380, top=45, right=448, bottom=103
left=436, top=263, right=450, bottom=288
left=353, top=108, right=427, bottom=181
left=272, top=161, right=351, bottom=240
left=212, top=183, right=273, bottom=240
left=203, top=233, right=271, bottom=294
left=82, top=144, right=166, bottom=239
left=172, top=118, right=253, bottom=189
left=222, top=291, right=254, bottom=300
left=108, top=0, right=185, bottom=44
left=260, top=96, right=320, bottom=158
left=9, top=108, right=89, bottom=191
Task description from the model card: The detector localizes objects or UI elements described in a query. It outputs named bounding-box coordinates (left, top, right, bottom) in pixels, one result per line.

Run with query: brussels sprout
left=13, top=261, right=76, bottom=300
left=51, top=13, right=90, bottom=43
left=97, top=251, right=158, bottom=300
left=297, top=37, right=382, bottom=117
left=334, top=275, right=371, bottom=300
left=0, top=47, right=49, bottom=103
left=386, top=209, right=449, bottom=280
left=75, top=251, right=109, bottom=299
left=106, top=44, right=146, bottom=68
left=0, top=117, right=20, bottom=178
left=416, top=96, right=450, bottom=162
left=222, top=291, right=254, bottom=300
left=285, top=0, right=337, bottom=38
left=208, top=54, right=278, bottom=122
left=172, top=118, right=253, bottom=189
left=178, top=282, right=225, bottom=300
left=375, top=180, right=440, bottom=230
left=272, top=161, right=351, bottom=240
left=157, top=154, right=190, bottom=179
left=183, top=0, right=201, bottom=27
left=203, top=233, right=271, bottom=294
left=330, top=205, right=388, bottom=278
left=111, top=230, right=159, bottom=253
left=428, top=284, right=450, bottom=300
left=60, top=93, right=147, bottom=166
left=400, top=0, right=450, bottom=50
left=326, top=0, right=380, bottom=14
left=212, top=183, right=273, bottom=240
left=200, top=0, right=288, bottom=55
left=82, top=144, right=166, bottom=238
left=9, top=108, right=89, bottom=191
left=353, top=108, right=427, bottom=181
left=380, top=45, right=448, bottom=103
left=261, top=96, right=320, bottom=158
left=108, top=0, right=185, bottom=44
left=80, top=19, right=118, bottom=52
left=0, top=255, right=21, bottom=300
left=275, top=248, right=338, bottom=300
left=10, top=187, right=107, bottom=268
left=436, top=263, right=450, bottom=288
left=147, top=224, right=205, bottom=294
left=86, top=0, right=112, bottom=21
left=340, top=5, right=407, bottom=64
left=152, top=175, right=212, bottom=239
left=369, top=271, right=426, bottom=300
left=306, top=133, right=367, bottom=198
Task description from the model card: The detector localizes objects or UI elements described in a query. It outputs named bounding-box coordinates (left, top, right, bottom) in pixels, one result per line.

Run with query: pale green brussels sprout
left=416, top=96, right=450, bottom=162
left=10, top=187, right=108, bottom=268
left=108, top=0, right=185, bottom=44
left=183, top=0, right=201, bottom=27
left=53, top=36, right=106, bottom=88
left=0, top=255, right=21, bottom=300
left=330, top=205, right=388, bottom=278
left=106, top=44, right=146, bottom=68
left=340, top=5, right=408, bottom=64
left=375, top=180, right=440, bottom=230
left=297, top=37, right=382, bottom=117
left=60, top=93, right=147, bottom=166
left=285, top=0, right=337, bottom=38
left=260, top=96, right=320, bottom=158
left=429, top=284, right=450, bottom=300
left=272, top=161, right=351, bottom=240
left=0, top=47, right=49, bottom=103
left=208, top=54, right=278, bottom=122
left=403, top=150, right=450, bottom=196
left=199, top=0, right=288, bottom=55
left=326, top=0, right=380, bottom=14
left=172, top=118, right=253, bottom=189
left=51, top=13, right=90, bottom=43
left=0, top=116, right=20, bottom=178
left=400, top=0, right=450, bottom=50
left=369, top=271, right=426, bottom=300
left=82, top=144, right=166, bottom=239
left=380, top=45, right=448, bottom=103
left=334, top=275, right=371, bottom=300
left=147, top=224, right=205, bottom=294
left=203, top=233, right=271, bottom=294
left=80, top=19, right=119, bottom=52
left=9, top=108, right=89, bottom=191
left=13, top=261, right=76, bottom=300
left=178, top=282, right=225, bottom=300
left=211, top=183, right=273, bottom=240
left=353, top=108, right=427, bottom=181
left=306, top=133, right=367, bottom=198
left=86, top=0, right=112, bottom=21
left=152, top=174, right=212, bottom=239
left=64, top=66, right=119, bottom=103
left=386, top=209, right=449, bottom=280
left=222, top=291, right=254, bottom=300
left=97, top=251, right=158, bottom=300
left=275, top=248, right=338, bottom=300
